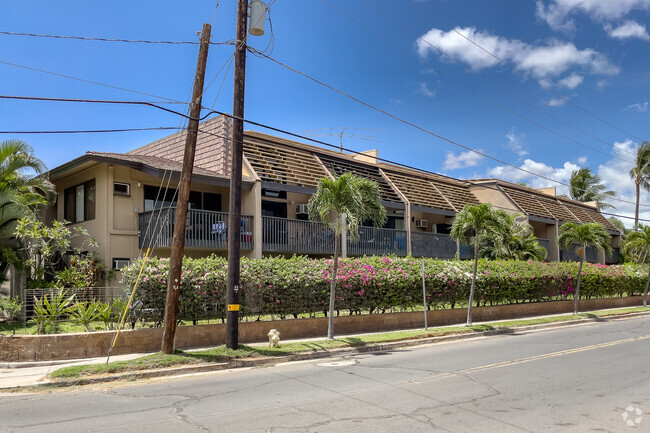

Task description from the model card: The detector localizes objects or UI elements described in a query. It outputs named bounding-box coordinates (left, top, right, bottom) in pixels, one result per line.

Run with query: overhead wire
left=408, top=0, right=646, bottom=143
left=320, top=0, right=635, bottom=164
left=0, top=60, right=185, bottom=104
left=0, top=30, right=231, bottom=46
left=0, top=127, right=180, bottom=134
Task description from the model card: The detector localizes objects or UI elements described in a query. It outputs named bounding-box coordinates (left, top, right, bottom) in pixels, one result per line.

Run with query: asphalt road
left=2, top=316, right=649, bottom=433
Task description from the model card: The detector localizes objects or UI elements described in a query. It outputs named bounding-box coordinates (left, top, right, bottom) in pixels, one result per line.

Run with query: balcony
left=537, top=238, right=551, bottom=259
left=138, top=207, right=254, bottom=250
left=262, top=217, right=407, bottom=257
left=560, top=244, right=598, bottom=263
left=411, top=232, right=457, bottom=259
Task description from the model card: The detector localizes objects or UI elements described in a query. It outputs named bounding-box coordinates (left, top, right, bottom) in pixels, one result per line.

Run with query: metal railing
left=538, top=238, right=551, bottom=259
left=21, top=287, right=128, bottom=320
left=561, top=244, right=598, bottom=263
left=262, top=216, right=334, bottom=255
left=411, top=232, right=457, bottom=259
left=606, top=247, right=620, bottom=264
left=347, top=226, right=407, bottom=257
left=138, top=207, right=254, bottom=250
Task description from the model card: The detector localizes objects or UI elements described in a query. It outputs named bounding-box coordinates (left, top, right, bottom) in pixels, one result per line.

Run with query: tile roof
left=84, top=151, right=226, bottom=178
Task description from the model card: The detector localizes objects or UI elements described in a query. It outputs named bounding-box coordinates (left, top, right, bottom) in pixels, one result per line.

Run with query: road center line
left=451, top=334, right=650, bottom=375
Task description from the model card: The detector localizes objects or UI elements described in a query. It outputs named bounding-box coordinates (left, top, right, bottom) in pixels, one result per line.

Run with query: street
left=2, top=316, right=649, bottom=432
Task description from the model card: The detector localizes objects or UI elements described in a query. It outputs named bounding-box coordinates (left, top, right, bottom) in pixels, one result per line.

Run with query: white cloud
left=577, top=156, right=588, bottom=164
left=416, top=27, right=619, bottom=79
left=545, top=97, right=567, bottom=106
left=624, top=102, right=648, bottom=111
left=536, top=0, right=650, bottom=31
left=505, top=128, right=528, bottom=157
left=597, top=139, right=650, bottom=227
left=605, top=20, right=650, bottom=40
left=558, top=73, right=584, bottom=89
left=443, top=150, right=484, bottom=170
left=487, top=159, right=579, bottom=193
left=596, top=79, right=608, bottom=89
left=418, top=82, right=436, bottom=97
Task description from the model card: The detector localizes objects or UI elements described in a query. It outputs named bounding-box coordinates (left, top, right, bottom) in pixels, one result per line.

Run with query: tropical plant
left=557, top=222, right=612, bottom=314
left=0, top=295, right=22, bottom=334
left=69, top=301, right=99, bottom=332
left=95, top=302, right=114, bottom=331
left=569, top=167, right=616, bottom=209
left=608, top=217, right=627, bottom=234
left=629, top=141, right=650, bottom=229
left=31, top=288, right=76, bottom=334
left=308, top=173, right=386, bottom=339
left=481, top=212, right=547, bottom=261
left=450, top=203, right=509, bottom=325
left=622, top=225, right=650, bottom=307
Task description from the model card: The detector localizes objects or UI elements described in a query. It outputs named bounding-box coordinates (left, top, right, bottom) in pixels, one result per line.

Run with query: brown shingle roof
left=85, top=151, right=226, bottom=178
left=128, top=115, right=232, bottom=176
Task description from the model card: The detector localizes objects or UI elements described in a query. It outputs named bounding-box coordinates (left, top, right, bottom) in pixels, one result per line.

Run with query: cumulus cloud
left=624, top=102, right=648, bottom=111
left=416, top=27, right=619, bottom=79
left=597, top=139, right=650, bottom=227
left=505, top=128, right=528, bottom=157
left=577, top=156, right=588, bottom=165
left=487, top=159, right=579, bottom=193
left=536, top=0, right=650, bottom=31
left=443, top=150, right=484, bottom=170
left=418, top=82, right=436, bottom=97
left=558, top=73, right=584, bottom=89
left=596, top=79, right=608, bottom=89
left=605, top=20, right=650, bottom=40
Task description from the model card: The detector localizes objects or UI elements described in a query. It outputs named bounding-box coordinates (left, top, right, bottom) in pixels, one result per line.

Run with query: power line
left=0, top=127, right=180, bottom=134
left=0, top=95, right=211, bottom=121
left=0, top=60, right=185, bottom=104
left=322, top=0, right=635, bottom=164
left=408, top=0, right=646, bottom=143
left=0, top=30, right=231, bottom=46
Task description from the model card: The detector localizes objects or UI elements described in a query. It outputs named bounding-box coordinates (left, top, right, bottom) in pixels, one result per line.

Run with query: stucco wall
left=1, top=296, right=642, bottom=362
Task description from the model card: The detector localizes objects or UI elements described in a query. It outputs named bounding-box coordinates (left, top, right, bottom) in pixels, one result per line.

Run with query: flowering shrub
left=121, top=255, right=648, bottom=322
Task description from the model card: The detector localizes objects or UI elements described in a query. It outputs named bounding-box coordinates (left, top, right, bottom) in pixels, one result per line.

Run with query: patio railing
left=411, top=232, right=457, bottom=259
left=138, top=207, right=254, bottom=250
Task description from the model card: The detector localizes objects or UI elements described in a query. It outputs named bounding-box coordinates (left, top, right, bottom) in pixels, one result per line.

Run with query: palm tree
left=569, top=168, right=616, bottom=209
left=0, top=139, right=55, bottom=206
left=481, top=212, right=547, bottom=261
left=450, top=203, right=508, bottom=326
left=622, top=225, right=650, bottom=307
left=0, top=190, right=32, bottom=283
left=557, top=222, right=612, bottom=314
left=629, top=141, right=650, bottom=229
left=308, top=173, right=386, bottom=340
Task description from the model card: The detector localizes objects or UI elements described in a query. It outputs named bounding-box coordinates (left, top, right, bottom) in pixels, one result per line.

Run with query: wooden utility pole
left=161, top=23, right=211, bottom=355
left=226, top=0, right=249, bottom=349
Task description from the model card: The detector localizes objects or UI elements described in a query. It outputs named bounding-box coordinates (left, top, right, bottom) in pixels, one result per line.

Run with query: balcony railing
left=605, top=247, right=620, bottom=264
left=138, top=207, right=254, bottom=250
left=538, top=238, right=551, bottom=259
left=560, top=244, right=598, bottom=263
left=347, top=226, right=407, bottom=257
left=411, top=232, right=457, bottom=259
left=262, top=216, right=334, bottom=255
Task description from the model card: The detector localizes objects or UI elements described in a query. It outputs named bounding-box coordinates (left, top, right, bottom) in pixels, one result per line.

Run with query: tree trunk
left=574, top=252, right=584, bottom=315
left=327, top=232, right=341, bottom=340
left=467, top=241, right=479, bottom=326
left=643, top=265, right=650, bottom=307
left=635, top=181, right=641, bottom=230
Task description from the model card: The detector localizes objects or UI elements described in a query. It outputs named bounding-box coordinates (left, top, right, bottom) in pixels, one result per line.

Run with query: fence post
left=421, top=258, right=428, bottom=330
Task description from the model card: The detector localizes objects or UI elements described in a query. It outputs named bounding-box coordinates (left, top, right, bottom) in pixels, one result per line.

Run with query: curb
left=5, top=309, right=649, bottom=391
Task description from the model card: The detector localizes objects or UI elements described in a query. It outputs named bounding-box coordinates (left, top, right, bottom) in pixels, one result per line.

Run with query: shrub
left=120, top=255, right=649, bottom=323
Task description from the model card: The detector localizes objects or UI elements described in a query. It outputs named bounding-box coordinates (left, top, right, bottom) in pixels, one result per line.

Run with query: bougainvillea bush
left=121, top=255, right=648, bottom=323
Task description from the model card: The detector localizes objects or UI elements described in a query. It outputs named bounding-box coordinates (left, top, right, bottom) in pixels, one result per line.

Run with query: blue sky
left=1, top=0, right=649, bottom=225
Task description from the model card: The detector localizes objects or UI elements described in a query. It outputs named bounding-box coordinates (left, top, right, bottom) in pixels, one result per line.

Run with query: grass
left=48, top=305, right=650, bottom=381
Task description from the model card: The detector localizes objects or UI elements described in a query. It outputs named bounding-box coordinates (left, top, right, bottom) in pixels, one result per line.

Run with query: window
left=64, top=180, right=95, bottom=223
left=112, top=258, right=131, bottom=270
left=113, top=182, right=130, bottom=196
left=144, top=185, right=221, bottom=212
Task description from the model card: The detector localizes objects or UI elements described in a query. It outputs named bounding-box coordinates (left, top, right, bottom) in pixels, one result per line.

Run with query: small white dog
left=268, top=329, right=281, bottom=348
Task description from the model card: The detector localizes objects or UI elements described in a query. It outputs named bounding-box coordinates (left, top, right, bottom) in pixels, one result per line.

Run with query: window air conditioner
left=415, top=219, right=428, bottom=228
left=296, top=204, right=309, bottom=215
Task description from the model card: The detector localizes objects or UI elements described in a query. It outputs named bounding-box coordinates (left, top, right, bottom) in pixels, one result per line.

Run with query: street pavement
left=1, top=316, right=648, bottom=432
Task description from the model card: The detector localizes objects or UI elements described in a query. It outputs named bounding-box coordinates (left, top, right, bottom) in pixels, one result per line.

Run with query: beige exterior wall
left=469, top=184, right=521, bottom=213
left=409, top=211, right=451, bottom=233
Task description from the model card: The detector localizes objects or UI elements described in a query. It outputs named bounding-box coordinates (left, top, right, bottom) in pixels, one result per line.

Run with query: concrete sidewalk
left=1, top=307, right=648, bottom=391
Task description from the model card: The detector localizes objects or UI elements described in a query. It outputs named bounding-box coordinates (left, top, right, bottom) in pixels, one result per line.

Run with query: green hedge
left=121, top=256, right=648, bottom=323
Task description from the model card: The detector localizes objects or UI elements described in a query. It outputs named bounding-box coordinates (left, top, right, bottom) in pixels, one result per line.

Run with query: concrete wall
left=1, top=296, right=643, bottom=362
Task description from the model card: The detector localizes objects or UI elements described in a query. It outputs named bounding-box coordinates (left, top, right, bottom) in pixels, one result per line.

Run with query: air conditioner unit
left=415, top=219, right=428, bottom=228
left=296, top=204, right=309, bottom=215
